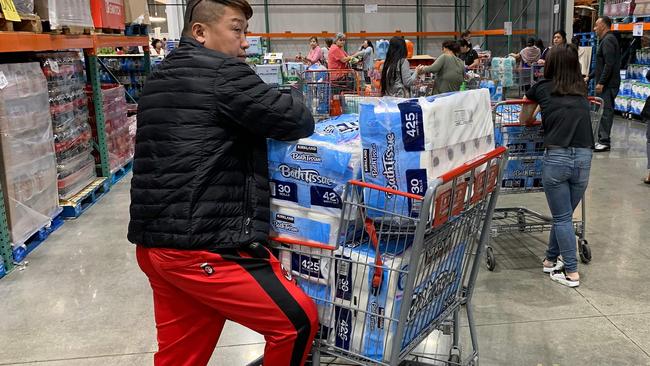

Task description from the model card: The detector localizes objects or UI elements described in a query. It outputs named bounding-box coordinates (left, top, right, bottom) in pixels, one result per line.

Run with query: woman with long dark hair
left=415, top=40, right=465, bottom=95
left=519, top=44, right=593, bottom=287
left=380, top=36, right=416, bottom=97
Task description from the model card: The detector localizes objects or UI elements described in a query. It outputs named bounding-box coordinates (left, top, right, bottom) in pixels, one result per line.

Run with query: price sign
left=504, top=22, right=513, bottom=36
left=364, top=4, right=378, bottom=13
left=633, top=23, right=644, bottom=37
left=0, top=0, right=21, bottom=21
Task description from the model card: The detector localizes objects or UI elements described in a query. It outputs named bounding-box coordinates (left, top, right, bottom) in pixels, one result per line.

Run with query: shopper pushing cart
left=495, top=44, right=598, bottom=287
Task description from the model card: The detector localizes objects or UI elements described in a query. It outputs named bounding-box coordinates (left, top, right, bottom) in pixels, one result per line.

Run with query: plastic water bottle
left=0, top=260, right=5, bottom=278
left=488, top=80, right=496, bottom=97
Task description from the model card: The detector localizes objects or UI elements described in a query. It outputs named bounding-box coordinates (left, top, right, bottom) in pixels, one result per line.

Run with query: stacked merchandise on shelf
left=87, top=85, right=134, bottom=173
left=124, top=0, right=151, bottom=36
left=14, top=0, right=35, bottom=14
left=34, top=0, right=94, bottom=31
left=37, top=52, right=97, bottom=200
left=618, top=55, right=650, bottom=115
left=603, top=0, right=635, bottom=18
left=98, top=56, right=147, bottom=101
left=0, top=63, right=60, bottom=250
left=636, top=0, right=650, bottom=16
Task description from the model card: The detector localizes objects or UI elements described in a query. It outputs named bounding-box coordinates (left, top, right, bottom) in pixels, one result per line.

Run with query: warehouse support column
left=507, top=0, right=512, bottom=53
left=264, top=0, right=271, bottom=51
left=416, top=0, right=422, bottom=54
left=0, top=188, right=13, bottom=273
left=484, top=0, right=489, bottom=50
left=341, top=0, right=347, bottom=52
left=535, top=0, right=540, bottom=37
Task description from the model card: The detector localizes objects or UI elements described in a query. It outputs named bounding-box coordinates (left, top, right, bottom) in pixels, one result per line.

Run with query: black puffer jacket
left=128, top=37, right=314, bottom=250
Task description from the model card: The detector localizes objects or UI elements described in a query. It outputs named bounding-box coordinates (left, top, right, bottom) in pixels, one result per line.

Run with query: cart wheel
left=448, top=347, right=461, bottom=365
left=580, top=240, right=592, bottom=264
left=486, top=246, right=496, bottom=271
left=517, top=211, right=526, bottom=232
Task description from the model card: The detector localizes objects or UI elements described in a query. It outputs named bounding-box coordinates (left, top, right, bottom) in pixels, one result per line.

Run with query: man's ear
left=192, top=23, right=207, bottom=44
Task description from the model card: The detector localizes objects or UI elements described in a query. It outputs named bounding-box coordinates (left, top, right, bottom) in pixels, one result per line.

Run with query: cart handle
left=587, top=96, right=602, bottom=106
left=438, top=146, right=507, bottom=183
left=270, top=235, right=337, bottom=251
left=494, top=99, right=535, bottom=105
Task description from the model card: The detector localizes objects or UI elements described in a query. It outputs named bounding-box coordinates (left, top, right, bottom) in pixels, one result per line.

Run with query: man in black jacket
left=590, top=16, right=621, bottom=152
left=128, top=0, right=318, bottom=365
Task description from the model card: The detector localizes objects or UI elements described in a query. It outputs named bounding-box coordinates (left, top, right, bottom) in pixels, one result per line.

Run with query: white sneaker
left=594, top=143, right=610, bottom=152
left=550, top=270, right=580, bottom=287
left=543, top=259, right=564, bottom=273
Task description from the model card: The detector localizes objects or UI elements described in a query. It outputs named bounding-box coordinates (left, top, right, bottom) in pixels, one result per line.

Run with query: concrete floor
left=0, top=117, right=648, bottom=366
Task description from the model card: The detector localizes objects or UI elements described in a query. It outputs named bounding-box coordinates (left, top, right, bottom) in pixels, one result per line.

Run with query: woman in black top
left=520, top=44, right=593, bottom=288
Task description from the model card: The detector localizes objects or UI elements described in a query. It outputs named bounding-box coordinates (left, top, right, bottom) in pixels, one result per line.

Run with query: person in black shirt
left=520, top=44, right=593, bottom=288
left=458, top=39, right=479, bottom=68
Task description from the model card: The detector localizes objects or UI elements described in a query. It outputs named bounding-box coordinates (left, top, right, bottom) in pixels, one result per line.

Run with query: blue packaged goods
left=269, top=206, right=342, bottom=246
left=494, top=125, right=544, bottom=156
left=501, top=157, right=543, bottom=189
left=329, top=240, right=466, bottom=362
left=267, top=114, right=361, bottom=217
left=359, top=90, right=494, bottom=218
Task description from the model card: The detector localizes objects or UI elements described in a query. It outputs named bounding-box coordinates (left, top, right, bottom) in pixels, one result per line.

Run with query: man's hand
left=584, top=75, right=589, bottom=83
left=595, top=84, right=604, bottom=94
left=416, top=65, right=425, bottom=75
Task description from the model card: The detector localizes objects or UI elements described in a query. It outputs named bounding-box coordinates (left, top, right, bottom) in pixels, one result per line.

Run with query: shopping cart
left=487, top=97, right=603, bottom=271
left=251, top=147, right=507, bottom=366
left=341, top=91, right=382, bottom=114
left=303, top=69, right=363, bottom=119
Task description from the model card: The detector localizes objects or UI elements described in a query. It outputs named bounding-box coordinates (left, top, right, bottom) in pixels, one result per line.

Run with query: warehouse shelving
left=0, top=33, right=150, bottom=275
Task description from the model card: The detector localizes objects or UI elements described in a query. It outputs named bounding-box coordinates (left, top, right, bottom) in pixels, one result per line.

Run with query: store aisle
left=0, top=118, right=648, bottom=366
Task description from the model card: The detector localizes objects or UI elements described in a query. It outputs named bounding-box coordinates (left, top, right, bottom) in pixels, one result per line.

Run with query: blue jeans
left=542, top=147, right=593, bottom=272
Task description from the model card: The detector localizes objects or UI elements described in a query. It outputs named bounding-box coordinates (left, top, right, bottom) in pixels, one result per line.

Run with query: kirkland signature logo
left=382, top=132, right=398, bottom=196
left=278, top=164, right=335, bottom=186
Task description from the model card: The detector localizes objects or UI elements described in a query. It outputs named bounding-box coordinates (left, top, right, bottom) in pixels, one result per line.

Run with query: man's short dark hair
left=459, top=39, right=470, bottom=48
left=182, top=0, right=253, bottom=37
left=461, top=30, right=471, bottom=38
left=599, top=16, right=612, bottom=28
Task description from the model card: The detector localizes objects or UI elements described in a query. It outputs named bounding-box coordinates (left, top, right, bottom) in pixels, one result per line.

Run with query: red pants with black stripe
left=136, top=245, right=319, bottom=366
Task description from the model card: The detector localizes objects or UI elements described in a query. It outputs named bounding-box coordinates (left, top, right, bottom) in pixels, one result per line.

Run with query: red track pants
left=136, top=245, right=318, bottom=366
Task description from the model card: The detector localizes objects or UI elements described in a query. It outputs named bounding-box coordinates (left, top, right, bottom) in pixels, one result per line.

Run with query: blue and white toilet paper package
left=359, top=90, right=494, bottom=219
left=329, top=240, right=466, bottom=362
left=268, top=114, right=361, bottom=217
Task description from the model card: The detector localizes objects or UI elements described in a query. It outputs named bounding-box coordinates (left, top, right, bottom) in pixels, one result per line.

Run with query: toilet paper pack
left=268, top=114, right=361, bottom=217
left=279, top=249, right=335, bottom=338
left=329, top=239, right=466, bottom=362
left=494, top=125, right=544, bottom=156
left=270, top=205, right=341, bottom=246
left=359, top=91, right=494, bottom=219
left=501, top=157, right=543, bottom=189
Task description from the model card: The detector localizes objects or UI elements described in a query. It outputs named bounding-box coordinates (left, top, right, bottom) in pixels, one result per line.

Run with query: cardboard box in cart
left=90, top=0, right=125, bottom=30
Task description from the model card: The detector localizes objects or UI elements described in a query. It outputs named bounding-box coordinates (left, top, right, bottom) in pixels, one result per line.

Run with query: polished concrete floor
left=0, top=117, right=648, bottom=366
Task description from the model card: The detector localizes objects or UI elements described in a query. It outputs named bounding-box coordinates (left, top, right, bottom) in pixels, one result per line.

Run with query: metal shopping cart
left=303, top=69, right=363, bottom=119
left=249, top=147, right=507, bottom=366
left=486, top=97, right=603, bottom=271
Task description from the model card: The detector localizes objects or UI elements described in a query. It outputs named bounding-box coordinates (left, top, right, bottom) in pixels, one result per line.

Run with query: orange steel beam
left=92, top=35, right=149, bottom=49
left=0, top=33, right=93, bottom=53
left=0, top=33, right=149, bottom=53
left=612, top=23, right=650, bottom=31
left=247, top=29, right=535, bottom=39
